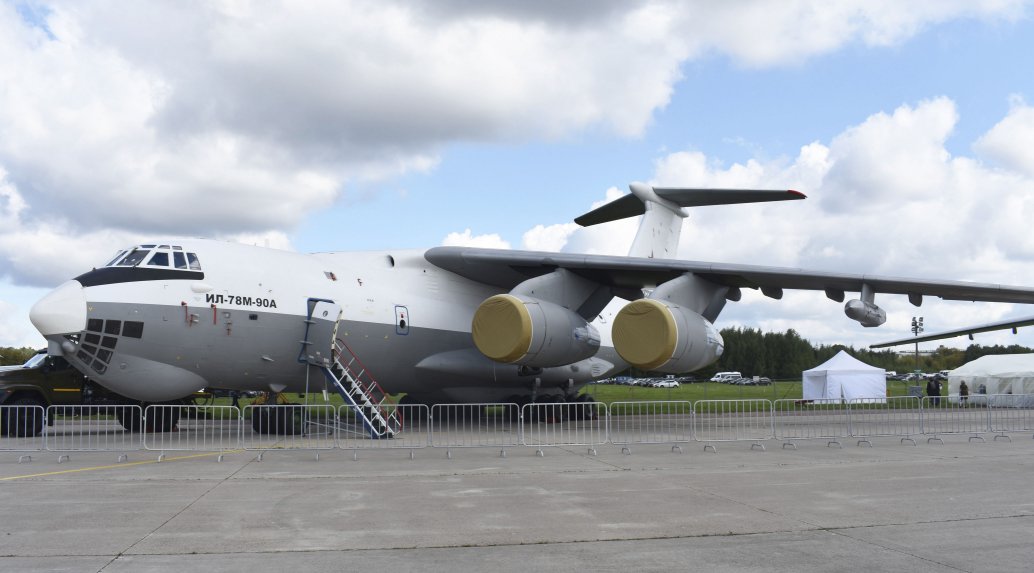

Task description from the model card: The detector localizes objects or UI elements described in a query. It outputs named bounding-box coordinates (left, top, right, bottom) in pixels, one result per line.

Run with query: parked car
left=710, top=372, right=742, bottom=383
left=651, top=380, right=680, bottom=388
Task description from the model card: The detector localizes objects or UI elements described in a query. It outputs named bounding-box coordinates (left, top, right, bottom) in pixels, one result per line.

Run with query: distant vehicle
left=651, top=380, right=680, bottom=388
left=710, top=372, right=742, bottom=383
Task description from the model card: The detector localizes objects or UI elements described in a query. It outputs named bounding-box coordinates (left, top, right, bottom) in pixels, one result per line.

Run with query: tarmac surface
left=2, top=433, right=1034, bottom=573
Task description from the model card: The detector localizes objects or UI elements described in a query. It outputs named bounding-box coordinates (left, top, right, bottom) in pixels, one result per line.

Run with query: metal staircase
left=298, top=298, right=402, bottom=439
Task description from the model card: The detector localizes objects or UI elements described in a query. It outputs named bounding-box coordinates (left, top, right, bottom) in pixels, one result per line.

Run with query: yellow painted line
left=1, top=450, right=244, bottom=481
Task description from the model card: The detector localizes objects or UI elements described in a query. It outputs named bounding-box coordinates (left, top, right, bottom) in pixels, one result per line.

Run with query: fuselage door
left=301, top=298, right=342, bottom=366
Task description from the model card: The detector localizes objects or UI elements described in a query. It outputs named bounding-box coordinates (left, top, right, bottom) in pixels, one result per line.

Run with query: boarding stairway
left=299, top=299, right=402, bottom=439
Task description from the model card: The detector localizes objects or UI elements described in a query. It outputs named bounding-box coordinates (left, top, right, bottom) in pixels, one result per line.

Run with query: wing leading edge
left=425, top=246, right=1034, bottom=308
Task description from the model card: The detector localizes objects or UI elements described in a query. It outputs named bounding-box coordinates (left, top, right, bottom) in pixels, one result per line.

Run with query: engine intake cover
left=472, top=294, right=600, bottom=367
left=613, top=299, right=724, bottom=373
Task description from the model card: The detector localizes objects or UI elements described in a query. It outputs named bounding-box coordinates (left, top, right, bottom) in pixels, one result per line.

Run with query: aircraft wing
left=869, top=315, right=1034, bottom=349
left=424, top=246, right=1034, bottom=306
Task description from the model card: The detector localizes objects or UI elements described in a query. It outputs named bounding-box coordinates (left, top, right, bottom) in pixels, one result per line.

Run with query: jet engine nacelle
left=472, top=294, right=601, bottom=367
left=612, top=299, right=724, bottom=373
left=844, top=299, right=887, bottom=327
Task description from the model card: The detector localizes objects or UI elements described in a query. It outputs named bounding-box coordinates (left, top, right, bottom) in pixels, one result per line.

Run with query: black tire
left=250, top=404, right=303, bottom=435
left=116, top=404, right=180, bottom=433
left=2, top=396, right=45, bottom=437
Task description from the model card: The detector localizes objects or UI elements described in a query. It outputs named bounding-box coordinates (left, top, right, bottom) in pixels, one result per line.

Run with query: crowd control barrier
left=608, top=401, right=693, bottom=453
left=773, top=399, right=848, bottom=448
left=45, top=405, right=142, bottom=461
left=10, top=396, right=1034, bottom=462
left=694, top=399, right=774, bottom=452
left=921, top=396, right=989, bottom=443
left=521, top=402, right=606, bottom=456
left=988, top=394, right=1034, bottom=441
left=144, top=405, right=242, bottom=459
left=338, top=404, right=429, bottom=457
left=243, top=404, right=337, bottom=458
left=430, top=404, right=519, bottom=458
left=847, top=397, right=921, bottom=446
left=0, top=405, right=45, bottom=461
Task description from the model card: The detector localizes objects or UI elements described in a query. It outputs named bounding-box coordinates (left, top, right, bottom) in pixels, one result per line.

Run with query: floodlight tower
left=911, top=316, right=924, bottom=372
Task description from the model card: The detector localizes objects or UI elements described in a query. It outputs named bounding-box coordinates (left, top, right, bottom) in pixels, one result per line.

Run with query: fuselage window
left=147, top=252, right=170, bottom=267
left=186, top=253, right=201, bottom=271
left=173, top=252, right=187, bottom=269
left=117, top=249, right=150, bottom=267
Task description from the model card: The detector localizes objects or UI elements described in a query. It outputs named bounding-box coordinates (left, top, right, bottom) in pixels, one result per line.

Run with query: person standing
left=926, top=377, right=939, bottom=406
left=959, top=380, right=969, bottom=407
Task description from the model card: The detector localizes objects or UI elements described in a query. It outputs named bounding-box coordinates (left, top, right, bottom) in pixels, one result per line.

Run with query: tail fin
left=574, top=182, right=805, bottom=259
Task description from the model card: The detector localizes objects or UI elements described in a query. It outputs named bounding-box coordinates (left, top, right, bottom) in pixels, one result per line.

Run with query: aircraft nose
left=30, top=280, right=88, bottom=336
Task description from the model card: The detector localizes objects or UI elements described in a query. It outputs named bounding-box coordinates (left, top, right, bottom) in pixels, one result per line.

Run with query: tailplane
left=574, top=182, right=805, bottom=259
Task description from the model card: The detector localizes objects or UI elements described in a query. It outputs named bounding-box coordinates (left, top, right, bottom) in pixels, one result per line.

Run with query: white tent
left=947, top=354, right=1034, bottom=406
left=803, top=350, right=886, bottom=401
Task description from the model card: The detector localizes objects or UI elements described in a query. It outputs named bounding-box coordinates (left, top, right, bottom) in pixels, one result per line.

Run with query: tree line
left=0, top=346, right=39, bottom=366
left=699, top=327, right=1034, bottom=380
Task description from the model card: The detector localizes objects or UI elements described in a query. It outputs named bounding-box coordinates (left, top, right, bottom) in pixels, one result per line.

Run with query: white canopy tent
left=803, top=350, right=886, bottom=401
left=947, top=354, right=1034, bottom=406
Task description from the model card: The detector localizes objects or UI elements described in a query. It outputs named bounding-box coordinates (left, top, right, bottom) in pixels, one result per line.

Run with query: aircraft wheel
left=251, top=404, right=303, bottom=435
left=397, top=395, right=429, bottom=422
left=117, top=404, right=180, bottom=433
left=2, top=396, right=45, bottom=437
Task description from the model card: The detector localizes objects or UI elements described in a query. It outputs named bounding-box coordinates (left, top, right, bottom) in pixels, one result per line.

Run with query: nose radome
left=30, top=280, right=87, bottom=336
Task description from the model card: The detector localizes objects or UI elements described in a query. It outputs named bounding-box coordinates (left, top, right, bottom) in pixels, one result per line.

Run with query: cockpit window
left=147, top=252, right=170, bottom=267
left=117, top=249, right=150, bottom=267
left=104, top=245, right=201, bottom=271
left=105, top=250, right=128, bottom=266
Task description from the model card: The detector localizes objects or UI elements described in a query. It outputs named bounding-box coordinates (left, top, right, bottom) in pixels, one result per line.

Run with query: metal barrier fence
left=608, top=401, right=693, bottom=453
left=144, top=405, right=242, bottom=455
left=521, top=402, right=606, bottom=455
left=242, top=404, right=337, bottom=456
left=988, top=394, right=1034, bottom=441
left=339, top=404, right=429, bottom=455
left=0, top=405, right=46, bottom=458
left=9, top=397, right=1034, bottom=460
left=430, top=404, right=518, bottom=457
left=847, top=397, right=921, bottom=446
left=45, top=405, right=142, bottom=458
left=694, top=399, right=774, bottom=452
left=773, top=399, right=848, bottom=448
left=921, top=396, right=989, bottom=443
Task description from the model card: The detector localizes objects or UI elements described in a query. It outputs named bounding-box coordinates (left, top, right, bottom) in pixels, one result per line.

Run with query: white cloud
left=441, top=229, right=511, bottom=249
left=974, top=97, right=1034, bottom=177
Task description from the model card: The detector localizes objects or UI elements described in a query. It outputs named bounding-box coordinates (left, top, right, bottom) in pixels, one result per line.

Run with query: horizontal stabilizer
left=655, top=188, right=806, bottom=207
left=575, top=186, right=805, bottom=227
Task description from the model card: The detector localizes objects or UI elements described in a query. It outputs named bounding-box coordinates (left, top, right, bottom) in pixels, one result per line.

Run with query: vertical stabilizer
left=627, top=182, right=687, bottom=259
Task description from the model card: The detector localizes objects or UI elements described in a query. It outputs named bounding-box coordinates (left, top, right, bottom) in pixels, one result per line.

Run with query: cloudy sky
left=3, top=0, right=1034, bottom=353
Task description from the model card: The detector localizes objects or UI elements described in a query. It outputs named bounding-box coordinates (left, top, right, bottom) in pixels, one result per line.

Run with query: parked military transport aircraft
left=28, top=183, right=1034, bottom=409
